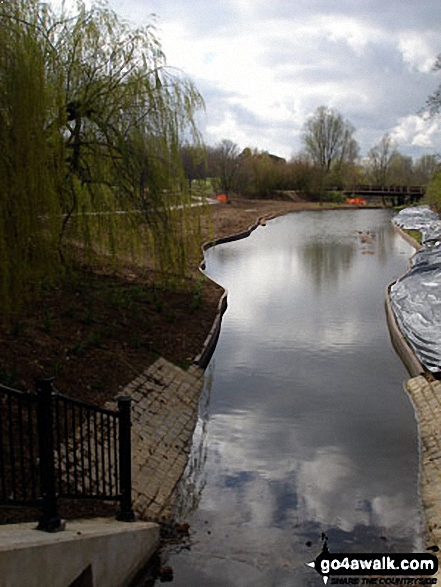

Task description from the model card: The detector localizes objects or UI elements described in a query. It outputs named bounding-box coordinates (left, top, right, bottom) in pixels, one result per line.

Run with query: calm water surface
left=163, top=209, right=422, bottom=586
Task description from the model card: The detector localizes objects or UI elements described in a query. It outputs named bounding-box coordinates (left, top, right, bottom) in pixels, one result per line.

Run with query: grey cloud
left=112, top=0, right=441, bottom=157
left=262, top=33, right=439, bottom=153
left=128, top=0, right=244, bottom=34
left=255, top=0, right=441, bottom=33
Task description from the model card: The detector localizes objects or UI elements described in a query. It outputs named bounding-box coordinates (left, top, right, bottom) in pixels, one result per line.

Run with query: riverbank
left=0, top=197, right=349, bottom=525
left=0, top=198, right=348, bottom=407
left=388, top=223, right=441, bottom=570
left=200, top=198, right=352, bottom=245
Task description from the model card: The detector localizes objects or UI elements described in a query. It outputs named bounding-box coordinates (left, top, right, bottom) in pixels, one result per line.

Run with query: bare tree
left=424, top=55, right=441, bottom=116
left=302, top=106, right=358, bottom=174
left=365, top=134, right=397, bottom=185
left=208, top=139, right=240, bottom=195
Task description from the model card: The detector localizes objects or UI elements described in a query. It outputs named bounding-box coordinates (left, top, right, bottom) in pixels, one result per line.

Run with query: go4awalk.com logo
left=306, top=540, right=438, bottom=585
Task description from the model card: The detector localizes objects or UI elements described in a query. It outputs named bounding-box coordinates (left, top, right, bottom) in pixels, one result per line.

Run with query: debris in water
left=175, top=523, right=190, bottom=535
left=158, top=566, right=174, bottom=582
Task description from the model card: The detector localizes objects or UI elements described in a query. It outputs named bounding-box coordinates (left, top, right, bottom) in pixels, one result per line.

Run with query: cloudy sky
left=59, top=1, right=441, bottom=160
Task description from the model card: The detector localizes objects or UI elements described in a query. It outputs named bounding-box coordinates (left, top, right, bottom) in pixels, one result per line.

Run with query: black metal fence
left=0, top=378, right=134, bottom=531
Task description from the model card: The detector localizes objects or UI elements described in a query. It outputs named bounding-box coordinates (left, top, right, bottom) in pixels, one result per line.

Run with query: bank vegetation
left=2, top=0, right=441, bottom=401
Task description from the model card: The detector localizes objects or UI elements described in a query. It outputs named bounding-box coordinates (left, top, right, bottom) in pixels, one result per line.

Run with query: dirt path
left=202, top=198, right=345, bottom=243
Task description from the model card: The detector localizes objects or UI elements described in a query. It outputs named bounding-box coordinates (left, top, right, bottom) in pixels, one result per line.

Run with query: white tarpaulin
left=390, top=206, right=441, bottom=374
left=393, top=205, right=441, bottom=243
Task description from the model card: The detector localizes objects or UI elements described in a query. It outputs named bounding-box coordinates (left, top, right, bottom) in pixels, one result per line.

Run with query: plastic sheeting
left=393, top=205, right=441, bottom=243
left=390, top=206, right=441, bottom=374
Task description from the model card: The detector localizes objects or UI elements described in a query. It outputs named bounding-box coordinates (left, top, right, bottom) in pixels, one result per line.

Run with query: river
left=160, top=209, right=422, bottom=586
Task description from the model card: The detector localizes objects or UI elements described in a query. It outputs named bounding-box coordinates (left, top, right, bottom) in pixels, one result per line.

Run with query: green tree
left=387, top=152, right=414, bottom=185
left=0, top=0, right=64, bottom=311
left=425, top=170, right=441, bottom=211
left=52, top=1, right=204, bottom=267
left=180, top=143, right=208, bottom=189
left=413, top=154, right=440, bottom=185
left=0, top=0, right=205, bottom=311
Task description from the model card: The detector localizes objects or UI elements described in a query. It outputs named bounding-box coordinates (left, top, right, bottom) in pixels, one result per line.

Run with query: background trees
left=413, top=155, right=440, bottom=185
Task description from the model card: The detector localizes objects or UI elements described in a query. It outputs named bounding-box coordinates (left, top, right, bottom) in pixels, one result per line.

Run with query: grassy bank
left=0, top=198, right=355, bottom=406
left=403, top=228, right=423, bottom=245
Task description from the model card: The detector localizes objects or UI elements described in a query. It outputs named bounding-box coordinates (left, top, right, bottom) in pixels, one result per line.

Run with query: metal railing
left=0, top=378, right=134, bottom=531
left=340, top=185, right=426, bottom=196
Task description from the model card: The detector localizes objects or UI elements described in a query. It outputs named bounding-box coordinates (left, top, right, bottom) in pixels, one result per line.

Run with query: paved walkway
left=405, top=375, right=441, bottom=572
left=106, top=357, right=204, bottom=522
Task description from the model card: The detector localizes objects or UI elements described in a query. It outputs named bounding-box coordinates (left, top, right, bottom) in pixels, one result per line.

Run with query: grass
left=404, top=229, right=423, bottom=245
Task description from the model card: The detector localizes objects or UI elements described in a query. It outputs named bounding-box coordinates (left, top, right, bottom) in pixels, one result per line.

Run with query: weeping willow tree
left=0, top=1, right=65, bottom=313
left=0, top=0, right=206, bottom=313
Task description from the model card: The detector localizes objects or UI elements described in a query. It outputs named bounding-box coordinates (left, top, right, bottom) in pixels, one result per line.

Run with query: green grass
left=404, top=229, right=422, bottom=245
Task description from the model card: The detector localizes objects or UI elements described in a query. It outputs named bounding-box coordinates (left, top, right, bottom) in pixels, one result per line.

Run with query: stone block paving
left=406, top=375, right=441, bottom=577
left=106, top=357, right=204, bottom=522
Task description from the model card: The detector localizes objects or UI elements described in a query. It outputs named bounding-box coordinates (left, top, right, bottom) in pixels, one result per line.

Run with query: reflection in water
left=164, top=210, right=422, bottom=586
left=172, top=365, right=213, bottom=521
left=299, top=242, right=355, bottom=289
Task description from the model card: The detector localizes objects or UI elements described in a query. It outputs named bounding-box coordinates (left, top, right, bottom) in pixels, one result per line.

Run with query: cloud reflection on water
left=169, top=211, right=421, bottom=586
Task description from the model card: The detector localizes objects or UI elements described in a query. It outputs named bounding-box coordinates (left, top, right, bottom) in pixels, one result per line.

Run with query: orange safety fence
left=346, top=197, right=367, bottom=206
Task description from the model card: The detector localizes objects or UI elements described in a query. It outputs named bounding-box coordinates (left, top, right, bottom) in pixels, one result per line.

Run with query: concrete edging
left=385, top=282, right=425, bottom=378
left=193, top=208, right=355, bottom=368
left=193, top=215, right=272, bottom=369
left=386, top=221, right=425, bottom=377
left=391, top=222, right=422, bottom=251
left=0, top=519, right=159, bottom=587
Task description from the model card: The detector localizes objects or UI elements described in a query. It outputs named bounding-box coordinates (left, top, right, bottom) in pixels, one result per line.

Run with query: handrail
left=0, top=378, right=134, bottom=531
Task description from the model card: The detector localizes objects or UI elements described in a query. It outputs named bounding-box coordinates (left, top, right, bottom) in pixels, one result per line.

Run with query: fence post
left=117, top=396, right=135, bottom=522
left=36, top=377, right=64, bottom=532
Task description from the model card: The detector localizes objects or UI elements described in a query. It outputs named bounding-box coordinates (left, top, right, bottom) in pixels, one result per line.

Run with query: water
left=161, top=209, right=422, bottom=586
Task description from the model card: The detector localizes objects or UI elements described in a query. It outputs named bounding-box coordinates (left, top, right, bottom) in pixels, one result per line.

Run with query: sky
left=53, top=0, right=441, bottom=160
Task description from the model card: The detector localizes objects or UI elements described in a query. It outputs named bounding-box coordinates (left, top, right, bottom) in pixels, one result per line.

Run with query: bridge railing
left=341, top=185, right=425, bottom=195
left=0, top=378, right=134, bottom=531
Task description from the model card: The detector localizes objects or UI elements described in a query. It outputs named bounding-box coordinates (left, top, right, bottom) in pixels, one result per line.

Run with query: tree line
left=181, top=107, right=440, bottom=201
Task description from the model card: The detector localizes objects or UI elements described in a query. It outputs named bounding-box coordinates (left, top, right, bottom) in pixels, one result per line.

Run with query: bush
left=425, top=170, right=441, bottom=212
left=322, top=190, right=345, bottom=203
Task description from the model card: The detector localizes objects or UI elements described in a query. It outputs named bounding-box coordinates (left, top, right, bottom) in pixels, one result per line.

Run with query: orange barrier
left=346, top=197, right=367, bottom=206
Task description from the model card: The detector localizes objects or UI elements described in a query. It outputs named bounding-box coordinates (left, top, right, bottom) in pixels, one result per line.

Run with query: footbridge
left=340, top=185, right=425, bottom=207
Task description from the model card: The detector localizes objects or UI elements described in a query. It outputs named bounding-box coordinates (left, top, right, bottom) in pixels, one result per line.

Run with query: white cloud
left=191, top=408, right=419, bottom=542
left=391, top=114, right=441, bottom=148
left=47, top=0, right=441, bottom=158
left=398, top=33, right=437, bottom=73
